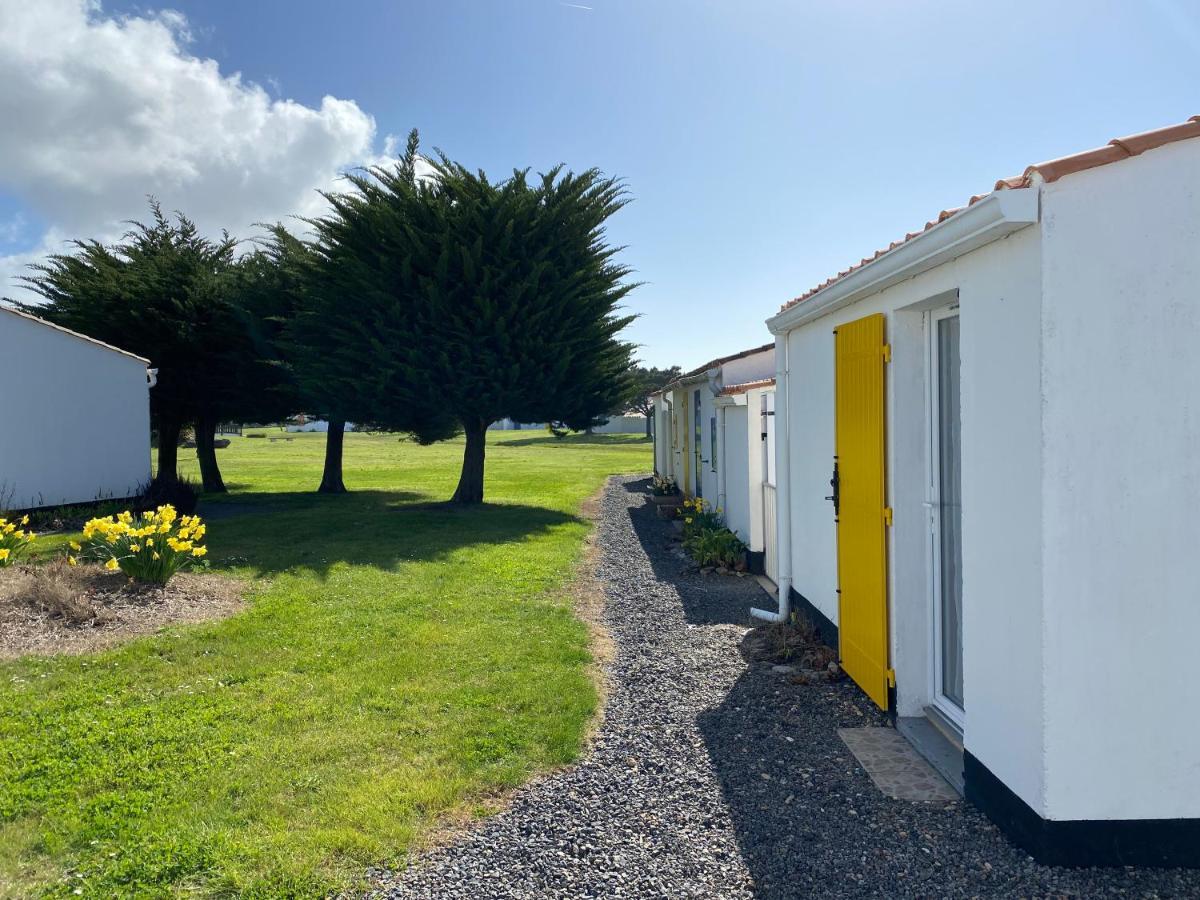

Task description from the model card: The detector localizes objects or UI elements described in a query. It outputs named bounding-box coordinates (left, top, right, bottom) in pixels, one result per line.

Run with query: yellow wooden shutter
left=834, top=313, right=891, bottom=709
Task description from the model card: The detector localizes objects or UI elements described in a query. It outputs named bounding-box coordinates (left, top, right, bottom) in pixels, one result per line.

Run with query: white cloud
left=0, top=0, right=385, bottom=298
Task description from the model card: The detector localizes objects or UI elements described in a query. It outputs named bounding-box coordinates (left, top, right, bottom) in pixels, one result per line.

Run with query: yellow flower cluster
left=0, top=514, right=35, bottom=568
left=79, top=505, right=209, bottom=585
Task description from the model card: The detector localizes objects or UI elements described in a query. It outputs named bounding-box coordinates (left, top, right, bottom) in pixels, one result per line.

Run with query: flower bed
left=680, top=497, right=746, bottom=570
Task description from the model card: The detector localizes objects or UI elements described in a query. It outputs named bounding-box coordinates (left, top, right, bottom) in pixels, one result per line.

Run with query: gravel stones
left=372, top=476, right=1200, bottom=899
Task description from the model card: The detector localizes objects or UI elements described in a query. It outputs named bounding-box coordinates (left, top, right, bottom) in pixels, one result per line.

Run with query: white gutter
left=767, top=188, right=1039, bottom=334
left=752, top=333, right=792, bottom=622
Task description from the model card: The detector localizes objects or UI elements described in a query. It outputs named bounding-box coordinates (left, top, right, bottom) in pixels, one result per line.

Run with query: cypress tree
left=314, top=131, right=637, bottom=503
left=16, top=202, right=240, bottom=487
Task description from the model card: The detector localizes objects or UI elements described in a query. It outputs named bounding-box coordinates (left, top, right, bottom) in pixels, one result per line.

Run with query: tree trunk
left=155, top=418, right=182, bottom=485
left=645, top=414, right=652, bottom=438
left=318, top=420, right=348, bottom=493
left=195, top=414, right=227, bottom=494
left=451, top=418, right=489, bottom=504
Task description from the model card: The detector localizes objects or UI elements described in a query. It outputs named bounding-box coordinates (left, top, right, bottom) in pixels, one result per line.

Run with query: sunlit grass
left=0, top=430, right=649, bottom=898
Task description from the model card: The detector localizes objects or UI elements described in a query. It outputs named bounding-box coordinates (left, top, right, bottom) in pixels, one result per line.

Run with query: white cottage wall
left=721, top=404, right=751, bottom=543
left=1038, top=138, right=1200, bottom=822
left=779, top=222, right=1047, bottom=813
left=722, top=349, right=775, bottom=386
left=699, top=387, right=718, bottom=502
left=0, top=312, right=150, bottom=509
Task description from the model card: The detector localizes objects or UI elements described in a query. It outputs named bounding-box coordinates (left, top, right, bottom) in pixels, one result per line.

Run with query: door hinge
left=882, top=507, right=893, bottom=526
left=886, top=668, right=896, bottom=688
left=882, top=343, right=892, bottom=363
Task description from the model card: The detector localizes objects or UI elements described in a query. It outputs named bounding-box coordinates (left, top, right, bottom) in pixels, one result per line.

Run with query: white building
left=652, top=344, right=777, bottom=574
left=0, top=307, right=152, bottom=509
left=759, top=116, right=1200, bottom=865
left=590, top=414, right=647, bottom=435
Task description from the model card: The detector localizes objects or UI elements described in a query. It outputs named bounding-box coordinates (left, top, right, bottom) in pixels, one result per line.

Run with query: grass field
left=0, top=430, right=650, bottom=898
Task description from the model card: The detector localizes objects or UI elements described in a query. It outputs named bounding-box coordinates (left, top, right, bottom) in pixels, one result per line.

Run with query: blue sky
left=3, top=1, right=1199, bottom=369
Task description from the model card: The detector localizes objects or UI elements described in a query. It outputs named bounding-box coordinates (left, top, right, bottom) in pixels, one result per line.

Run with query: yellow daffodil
left=20, top=515, right=29, bottom=525
left=69, top=540, right=81, bottom=551
left=0, top=549, right=9, bottom=561
left=192, top=546, right=207, bottom=558
left=105, top=558, right=120, bottom=571
left=68, top=556, right=78, bottom=566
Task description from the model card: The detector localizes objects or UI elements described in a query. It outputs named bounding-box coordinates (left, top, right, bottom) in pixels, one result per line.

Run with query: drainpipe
left=717, top=403, right=728, bottom=512
left=752, top=333, right=791, bottom=623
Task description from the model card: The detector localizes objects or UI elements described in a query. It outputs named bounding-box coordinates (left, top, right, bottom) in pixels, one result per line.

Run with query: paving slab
left=838, top=727, right=960, bottom=803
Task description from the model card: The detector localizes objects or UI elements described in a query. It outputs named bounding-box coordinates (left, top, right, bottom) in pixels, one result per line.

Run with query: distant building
left=0, top=306, right=152, bottom=509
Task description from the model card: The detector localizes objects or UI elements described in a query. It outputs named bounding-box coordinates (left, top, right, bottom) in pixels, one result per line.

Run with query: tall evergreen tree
left=315, top=131, right=637, bottom=503
left=16, top=202, right=238, bottom=487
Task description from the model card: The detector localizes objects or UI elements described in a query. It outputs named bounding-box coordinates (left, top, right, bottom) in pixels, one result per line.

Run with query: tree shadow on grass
left=200, top=489, right=584, bottom=579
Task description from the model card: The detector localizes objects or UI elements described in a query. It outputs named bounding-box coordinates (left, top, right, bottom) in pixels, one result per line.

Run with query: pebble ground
left=372, top=476, right=1200, bottom=899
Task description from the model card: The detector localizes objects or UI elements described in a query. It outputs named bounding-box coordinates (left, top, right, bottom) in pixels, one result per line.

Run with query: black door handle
left=825, top=459, right=840, bottom=515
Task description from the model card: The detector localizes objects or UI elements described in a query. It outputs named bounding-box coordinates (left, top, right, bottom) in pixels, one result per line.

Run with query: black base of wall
left=745, top=550, right=765, bottom=575
left=788, top=587, right=839, bottom=650
left=964, top=752, right=1200, bottom=868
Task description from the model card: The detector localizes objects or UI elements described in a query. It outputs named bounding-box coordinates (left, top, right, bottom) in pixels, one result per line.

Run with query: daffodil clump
left=0, top=514, right=35, bottom=567
left=79, top=504, right=208, bottom=585
left=680, top=496, right=724, bottom=534
left=679, top=496, right=746, bottom=568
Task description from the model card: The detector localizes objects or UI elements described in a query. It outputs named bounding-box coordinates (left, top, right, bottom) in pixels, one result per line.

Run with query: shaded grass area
left=0, top=432, right=650, bottom=898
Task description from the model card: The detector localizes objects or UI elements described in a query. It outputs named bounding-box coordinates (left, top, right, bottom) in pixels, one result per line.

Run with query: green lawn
left=0, top=431, right=650, bottom=898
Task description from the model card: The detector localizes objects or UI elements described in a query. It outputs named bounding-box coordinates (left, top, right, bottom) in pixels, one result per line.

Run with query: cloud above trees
left=0, top=0, right=386, bottom=298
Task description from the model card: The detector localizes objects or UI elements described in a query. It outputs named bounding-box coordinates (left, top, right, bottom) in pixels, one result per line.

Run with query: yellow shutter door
left=834, top=313, right=890, bottom=709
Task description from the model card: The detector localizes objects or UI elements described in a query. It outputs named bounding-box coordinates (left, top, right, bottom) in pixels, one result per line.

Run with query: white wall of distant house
left=286, top=420, right=354, bottom=433
left=1038, top=138, right=1200, bottom=822
left=0, top=310, right=150, bottom=509
left=591, top=415, right=646, bottom=434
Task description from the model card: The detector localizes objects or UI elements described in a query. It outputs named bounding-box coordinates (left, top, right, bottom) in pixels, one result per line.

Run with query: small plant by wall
left=680, top=497, right=746, bottom=569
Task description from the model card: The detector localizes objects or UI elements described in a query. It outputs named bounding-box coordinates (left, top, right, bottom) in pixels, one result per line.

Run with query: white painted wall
left=720, top=403, right=751, bottom=542
left=592, top=414, right=647, bottom=434
left=286, top=420, right=355, bottom=433
left=778, top=222, right=1047, bottom=813
left=0, top=310, right=150, bottom=509
left=722, top=347, right=775, bottom=387
left=1038, top=138, right=1200, bottom=822
left=698, top=386, right=718, bottom=502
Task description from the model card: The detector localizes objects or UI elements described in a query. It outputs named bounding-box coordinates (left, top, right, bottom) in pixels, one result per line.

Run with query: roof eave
left=767, top=188, right=1040, bottom=334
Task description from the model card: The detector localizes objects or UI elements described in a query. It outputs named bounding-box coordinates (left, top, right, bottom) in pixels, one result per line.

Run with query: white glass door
left=929, top=308, right=964, bottom=722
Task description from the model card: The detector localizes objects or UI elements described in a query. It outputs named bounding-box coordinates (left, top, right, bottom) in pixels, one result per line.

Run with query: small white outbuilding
left=652, top=343, right=776, bottom=573
left=0, top=307, right=152, bottom=510
left=760, top=116, right=1200, bottom=865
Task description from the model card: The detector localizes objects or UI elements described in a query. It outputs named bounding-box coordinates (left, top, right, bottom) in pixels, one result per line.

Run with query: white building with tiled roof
left=0, top=306, right=152, bottom=509
left=757, top=115, right=1200, bottom=865
left=651, top=343, right=776, bottom=574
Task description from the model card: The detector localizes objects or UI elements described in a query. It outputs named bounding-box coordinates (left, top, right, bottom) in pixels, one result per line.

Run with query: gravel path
left=373, top=476, right=1200, bottom=899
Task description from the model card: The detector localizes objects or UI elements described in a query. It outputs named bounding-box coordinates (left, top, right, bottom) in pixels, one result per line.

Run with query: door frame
left=925, top=303, right=965, bottom=728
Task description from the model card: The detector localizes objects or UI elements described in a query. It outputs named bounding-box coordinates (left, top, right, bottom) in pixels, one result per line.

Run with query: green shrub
left=684, top=526, right=745, bottom=568
left=679, top=497, right=745, bottom=567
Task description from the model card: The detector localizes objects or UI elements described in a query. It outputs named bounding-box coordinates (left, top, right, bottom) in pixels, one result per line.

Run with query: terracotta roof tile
left=780, top=115, right=1200, bottom=313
